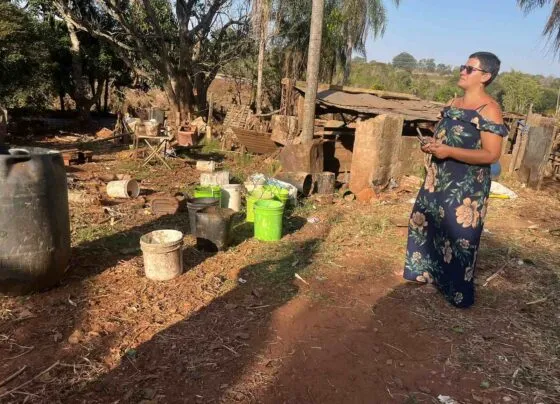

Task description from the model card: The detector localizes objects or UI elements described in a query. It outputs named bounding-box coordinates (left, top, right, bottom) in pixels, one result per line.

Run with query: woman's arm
left=427, top=103, right=504, bottom=164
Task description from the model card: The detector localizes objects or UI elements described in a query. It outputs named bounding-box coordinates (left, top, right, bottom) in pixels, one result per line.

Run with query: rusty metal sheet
left=231, top=127, right=279, bottom=154
left=295, top=86, right=441, bottom=122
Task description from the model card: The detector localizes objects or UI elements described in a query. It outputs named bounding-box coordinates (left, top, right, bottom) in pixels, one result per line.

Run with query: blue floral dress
left=403, top=106, right=508, bottom=308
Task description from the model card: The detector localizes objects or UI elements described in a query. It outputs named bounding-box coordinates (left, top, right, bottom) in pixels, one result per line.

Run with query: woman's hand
left=420, top=137, right=435, bottom=154
left=426, top=143, right=451, bottom=159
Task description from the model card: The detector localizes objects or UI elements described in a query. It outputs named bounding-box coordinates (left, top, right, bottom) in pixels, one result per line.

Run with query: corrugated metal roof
left=295, top=85, right=442, bottom=122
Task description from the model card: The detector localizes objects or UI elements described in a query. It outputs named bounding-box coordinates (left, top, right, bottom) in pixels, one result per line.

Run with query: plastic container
left=490, top=162, right=501, bottom=179
left=200, top=171, right=230, bottom=186
left=0, top=147, right=70, bottom=294
left=186, top=197, right=220, bottom=234
left=254, top=200, right=284, bottom=241
left=193, top=185, right=222, bottom=205
left=195, top=207, right=235, bottom=252
left=196, top=160, right=216, bottom=172
left=140, top=230, right=184, bottom=281
left=107, top=179, right=140, bottom=198
left=275, top=188, right=290, bottom=206
left=177, top=128, right=198, bottom=146
left=265, top=185, right=290, bottom=206
left=245, top=189, right=275, bottom=223
left=221, top=184, right=242, bottom=212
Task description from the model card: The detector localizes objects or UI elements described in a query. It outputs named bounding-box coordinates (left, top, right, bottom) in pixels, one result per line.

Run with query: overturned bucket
left=107, top=179, right=140, bottom=198
left=186, top=197, right=220, bottom=235
left=195, top=206, right=235, bottom=252
left=140, top=230, right=184, bottom=281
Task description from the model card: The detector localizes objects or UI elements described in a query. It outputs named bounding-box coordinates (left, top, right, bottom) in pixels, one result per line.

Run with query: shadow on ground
left=2, top=205, right=559, bottom=402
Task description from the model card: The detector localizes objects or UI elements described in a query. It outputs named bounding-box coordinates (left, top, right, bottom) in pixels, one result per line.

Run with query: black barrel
left=186, top=197, right=220, bottom=235
left=0, top=147, right=71, bottom=294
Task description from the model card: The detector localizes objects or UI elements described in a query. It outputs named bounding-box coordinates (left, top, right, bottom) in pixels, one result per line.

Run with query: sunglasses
left=460, top=65, right=488, bottom=74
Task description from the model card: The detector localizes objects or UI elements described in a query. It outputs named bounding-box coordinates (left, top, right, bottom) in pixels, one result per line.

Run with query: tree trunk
left=255, top=21, right=266, bottom=114
left=164, top=80, right=182, bottom=128
left=556, top=87, right=560, bottom=115
left=300, top=0, right=325, bottom=143
left=93, top=78, right=103, bottom=112
left=342, top=37, right=353, bottom=85
left=103, top=78, right=109, bottom=113
left=66, top=21, right=92, bottom=123
left=59, top=92, right=65, bottom=112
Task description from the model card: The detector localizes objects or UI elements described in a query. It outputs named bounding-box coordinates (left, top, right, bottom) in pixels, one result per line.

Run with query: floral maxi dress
left=403, top=107, right=508, bottom=308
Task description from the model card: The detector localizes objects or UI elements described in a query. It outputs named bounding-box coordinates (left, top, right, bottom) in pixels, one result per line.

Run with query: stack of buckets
left=246, top=185, right=289, bottom=242
left=193, top=185, right=222, bottom=204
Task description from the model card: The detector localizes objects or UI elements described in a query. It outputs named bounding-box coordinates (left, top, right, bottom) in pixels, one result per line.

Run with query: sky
left=365, top=0, right=560, bottom=77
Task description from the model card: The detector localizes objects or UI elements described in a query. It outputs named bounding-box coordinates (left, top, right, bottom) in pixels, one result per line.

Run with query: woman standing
left=403, top=52, right=508, bottom=308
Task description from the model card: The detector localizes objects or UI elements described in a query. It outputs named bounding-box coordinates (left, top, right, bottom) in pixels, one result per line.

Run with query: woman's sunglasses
left=460, top=65, right=488, bottom=74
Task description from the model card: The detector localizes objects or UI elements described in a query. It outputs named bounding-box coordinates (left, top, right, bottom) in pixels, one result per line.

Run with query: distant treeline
left=348, top=53, right=560, bottom=116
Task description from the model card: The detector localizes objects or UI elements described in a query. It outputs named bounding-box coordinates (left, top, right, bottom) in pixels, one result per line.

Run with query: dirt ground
left=0, top=136, right=559, bottom=404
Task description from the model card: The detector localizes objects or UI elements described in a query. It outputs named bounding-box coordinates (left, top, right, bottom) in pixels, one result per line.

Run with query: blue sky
left=365, top=0, right=560, bottom=77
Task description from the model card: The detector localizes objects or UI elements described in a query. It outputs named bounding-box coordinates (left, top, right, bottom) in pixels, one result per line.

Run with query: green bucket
left=245, top=189, right=274, bottom=223
left=264, top=185, right=290, bottom=206
left=274, top=188, right=290, bottom=206
left=194, top=185, right=222, bottom=204
left=254, top=199, right=284, bottom=241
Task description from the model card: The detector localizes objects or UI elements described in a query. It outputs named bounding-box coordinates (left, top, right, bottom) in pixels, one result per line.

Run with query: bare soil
left=1, top=136, right=559, bottom=404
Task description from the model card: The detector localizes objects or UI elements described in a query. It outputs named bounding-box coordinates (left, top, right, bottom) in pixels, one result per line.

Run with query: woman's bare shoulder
left=480, top=100, right=504, bottom=124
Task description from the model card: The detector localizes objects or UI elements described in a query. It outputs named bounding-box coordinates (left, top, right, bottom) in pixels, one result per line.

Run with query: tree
left=418, top=58, right=435, bottom=72
left=51, top=0, right=250, bottom=122
left=340, top=0, right=400, bottom=84
left=300, top=0, right=324, bottom=143
left=270, top=0, right=399, bottom=85
left=251, top=0, right=271, bottom=114
left=0, top=2, right=54, bottom=108
left=436, top=63, right=452, bottom=74
left=518, top=0, right=560, bottom=55
left=392, top=52, right=416, bottom=71
left=271, top=0, right=341, bottom=83
left=498, top=71, right=543, bottom=114
left=535, top=87, right=559, bottom=114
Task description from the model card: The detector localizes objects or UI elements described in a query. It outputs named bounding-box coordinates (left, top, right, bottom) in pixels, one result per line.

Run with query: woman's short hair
left=469, top=52, right=501, bottom=86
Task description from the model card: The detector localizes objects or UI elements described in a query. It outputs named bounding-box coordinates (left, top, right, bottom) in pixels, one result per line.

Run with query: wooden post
left=556, top=86, right=560, bottom=116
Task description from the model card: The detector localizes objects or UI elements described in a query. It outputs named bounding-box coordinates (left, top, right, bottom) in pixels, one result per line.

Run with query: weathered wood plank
left=231, top=127, right=279, bottom=154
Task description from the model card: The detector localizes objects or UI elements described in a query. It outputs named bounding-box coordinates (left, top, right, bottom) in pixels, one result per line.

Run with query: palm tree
left=271, top=0, right=399, bottom=85
left=518, top=0, right=560, bottom=55
left=341, top=0, right=400, bottom=84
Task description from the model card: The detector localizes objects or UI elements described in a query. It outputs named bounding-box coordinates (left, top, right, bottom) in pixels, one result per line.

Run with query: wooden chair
left=134, top=121, right=173, bottom=169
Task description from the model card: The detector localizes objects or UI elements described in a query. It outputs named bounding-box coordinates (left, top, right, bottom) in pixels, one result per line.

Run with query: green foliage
left=536, top=87, right=559, bottom=115
left=270, top=0, right=399, bottom=84
left=348, top=59, right=558, bottom=115
left=518, top=0, right=560, bottom=56
left=0, top=3, right=54, bottom=108
left=418, top=58, right=436, bottom=72
left=392, top=52, right=417, bottom=71
left=434, top=84, right=458, bottom=103
left=498, top=71, right=543, bottom=114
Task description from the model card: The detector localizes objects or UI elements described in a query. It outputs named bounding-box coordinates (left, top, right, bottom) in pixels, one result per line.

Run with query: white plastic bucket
left=140, top=230, right=184, bottom=281
left=106, top=179, right=140, bottom=198
left=200, top=170, right=229, bottom=186
left=221, top=184, right=242, bottom=212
